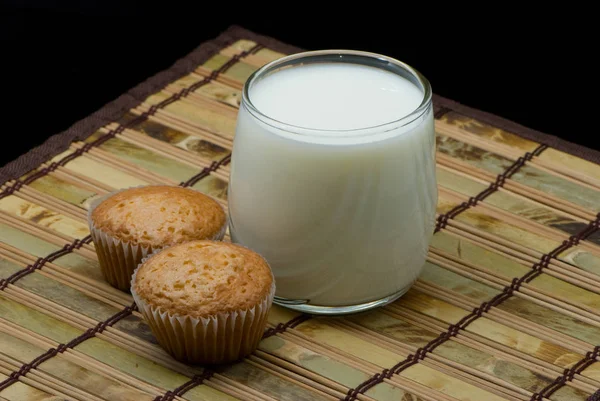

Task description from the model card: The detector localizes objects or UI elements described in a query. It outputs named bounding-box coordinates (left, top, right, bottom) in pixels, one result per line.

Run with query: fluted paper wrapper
left=130, top=256, right=275, bottom=364
left=87, top=186, right=227, bottom=291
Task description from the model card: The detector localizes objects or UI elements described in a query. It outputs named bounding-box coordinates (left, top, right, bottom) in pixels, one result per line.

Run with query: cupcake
left=88, top=185, right=226, bottom=290
left=131, top=240, right=275, bottom=364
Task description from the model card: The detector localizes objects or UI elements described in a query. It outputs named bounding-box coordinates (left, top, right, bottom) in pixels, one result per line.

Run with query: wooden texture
left=1, top=30, right=599, bottom=401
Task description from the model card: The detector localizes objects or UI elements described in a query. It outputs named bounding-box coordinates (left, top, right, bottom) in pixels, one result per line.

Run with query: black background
left=1, top=3, right=597, bottom=167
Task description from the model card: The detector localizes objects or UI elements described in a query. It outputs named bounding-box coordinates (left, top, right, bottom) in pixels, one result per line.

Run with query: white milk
left=229, top=61, right=437, bottom=308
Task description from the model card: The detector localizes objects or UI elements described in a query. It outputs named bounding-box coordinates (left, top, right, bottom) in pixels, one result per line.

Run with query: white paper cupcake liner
left=87, top=186, right=227, bottom=291
left=130, top=253, right=275, bottom=364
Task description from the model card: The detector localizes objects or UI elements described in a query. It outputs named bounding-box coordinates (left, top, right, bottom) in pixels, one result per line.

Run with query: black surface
left=1, top=4, right=597, bottom=167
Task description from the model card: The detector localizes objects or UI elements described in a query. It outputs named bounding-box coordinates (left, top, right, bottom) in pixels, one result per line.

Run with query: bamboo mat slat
left=1, top=25, right=600, bottom=401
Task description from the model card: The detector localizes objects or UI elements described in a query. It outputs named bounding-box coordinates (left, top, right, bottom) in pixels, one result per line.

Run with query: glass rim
left=241, top=49, right=433, bottom=137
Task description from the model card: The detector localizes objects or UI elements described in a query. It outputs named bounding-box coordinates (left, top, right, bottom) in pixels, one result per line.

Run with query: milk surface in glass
left=229, top=52, right=436, bottom=313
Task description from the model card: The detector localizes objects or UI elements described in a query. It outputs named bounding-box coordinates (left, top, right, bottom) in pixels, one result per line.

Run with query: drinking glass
left=228, top=50, right=436, bottom=315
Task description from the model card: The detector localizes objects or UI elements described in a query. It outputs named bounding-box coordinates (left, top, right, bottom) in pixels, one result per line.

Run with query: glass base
left=273, top=285, right=411, bottom=316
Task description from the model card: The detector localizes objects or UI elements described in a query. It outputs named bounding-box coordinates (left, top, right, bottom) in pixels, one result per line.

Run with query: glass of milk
left=229, top=50, right=436, bottom=315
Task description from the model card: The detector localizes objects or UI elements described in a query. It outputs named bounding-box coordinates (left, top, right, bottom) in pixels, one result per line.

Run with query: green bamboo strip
left=0, top=219, right=95, bottom=261
left=395, top=289, right=587, bottom=369
left=473, top=200, right=600, bottom=254
left=144, top=92, right=239, bottom=134
left=0, top=241, right=64, bottom=274
left=413, top=280, right=593, bottom=354
left=164, top=77, right=241, bottom=107
left=8, top=267, right=124, bottom=310
left=258, top=350, right=418, bottom=401
left=385, top=299, right=599, bottom=394
left=163, top=88, right=239, bottom=118
left=426, top=252, right=508, bottom=291
left=0, top=321, right=179, bottom=399
left=426, top=251, right=600, bottom=325
left=0, top=246, right=130, bottom=306
left=426, top=253, right=600, bottom=332
left=251, top=351, right=362, bottom=399
left=0, top=252, right=121, bottom=308
left=211, top=350, right=352, bottom=401
left=437, top=120, right=600, bottom=195
left=0, top=196, right=90, bottom=244
left=329, top=319, right=537, bottom=401
left=242, top=359, right=338, bottom=401
left=436, top=253, right=600, bottom=328
left=98, top=329, right=202, bottom=376
left=1, top=318, right=239, bottom=401
left=3, top=287, right=91, bottom=329
left=437, top=164, right=591, bottom=227
left=40, top=160, right=116, bottom=193
left=436, top=120, right=600, bottom=190
left=282, top=326, right=390, bottom=373
left=71, top=145, right=178, bottom=186
left=211, top=372, right=280, bottom=401
left=99, top=125, right=214, bottom=170
left=330, top=319, right=524, bottom=400
left=433, top=232, right=600, bottom=294
left=0, top=352, right=111, bottom=401
left=148, top=107, right=234, bottom=146
left=1, top=283, right=138, bottom=334
left=265, top=331, right=378, bottom=379
left=194, top=68, right=243, bottom=89
left=0, top=371, right=73, bottom=401
left=132, top=112, right=233, bottom=149
left=439, top=186, right=600, bottom=255
left=378, top=305, right=579, bottom=395
left=211, top=170, right=230, bottom=183
left=454, top=333, right=573, bottom=385
left=436, top=153, right=597, bottom=221
left=199, top=379, right=247, bottom=401
left=111, top=128, right=211, bottom=168
left=444, top=218, right=595, bottom=270
left=219, top=47, right=278, bottom=68
left=0, top=356, right=127, bottom=401
left=421, top=358, right=526, bottom=401
left=440, top=224, right=600, bottom=286
left=382, top=305, right=565, bottom=376
left=134, top=105, right=233, bottom=143
left=45, top=169, right=109, bottom=195
left=257, top=338, right=384, bottom=401
left=0, top=321, right=163, bottom=396
left=442, top=222, right=600, bottom=296
left=160, top=90, right=238, bottom=118
left=0, top=302, right=198, bottom=398
left=19, top=183, right=89, bottom=216
left=46, top=150, right=147, bottom=190
left=381, top=376, right=464, bottom=401
left=0, top=208, right=92, bottom=253
left=17, top=187, right=88, bottom=221
left=277, top=331, right=380, bottom=375
left=0, top=210, right=84, bottom=247
left=1, top=286, right=163, bottom=362
left=326, top=320, right=413, bottom=356
left=379, top=322, right=594, bottom=400
left=62, top=351, right=162, bottom=397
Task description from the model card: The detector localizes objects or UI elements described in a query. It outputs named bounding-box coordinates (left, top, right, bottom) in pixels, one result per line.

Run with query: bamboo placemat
left=1, top=25, right=600, bottom=401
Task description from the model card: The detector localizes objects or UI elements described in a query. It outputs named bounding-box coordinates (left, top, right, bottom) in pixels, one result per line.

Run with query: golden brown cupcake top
left=133, top=241, right=273, bottom=317
left=91, top=186, right=226, bottom=248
